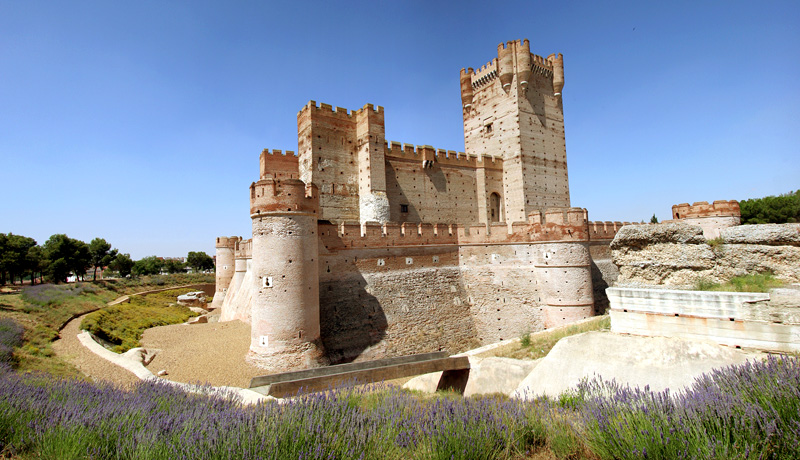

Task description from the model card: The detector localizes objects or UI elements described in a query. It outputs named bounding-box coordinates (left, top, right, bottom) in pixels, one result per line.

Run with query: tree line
left=740, top=189, right=800, bottom=225
left=0, top=233, right=214, bottom=285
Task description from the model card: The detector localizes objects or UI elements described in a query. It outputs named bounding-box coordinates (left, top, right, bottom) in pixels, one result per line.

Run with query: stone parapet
left=672, top=200, right=740, bottom=219
left=249, top=178, right=319, bottom=217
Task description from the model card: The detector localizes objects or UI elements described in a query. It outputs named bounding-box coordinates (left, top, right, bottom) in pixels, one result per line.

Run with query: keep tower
left=461, top=39, right=570, bottom=224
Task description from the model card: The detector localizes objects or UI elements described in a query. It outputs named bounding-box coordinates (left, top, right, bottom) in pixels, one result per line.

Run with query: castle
left=212, top=40, right=633, bottom=371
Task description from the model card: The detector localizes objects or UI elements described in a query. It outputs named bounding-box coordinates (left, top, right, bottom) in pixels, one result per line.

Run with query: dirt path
left=52, top=315, right=140, bottom=386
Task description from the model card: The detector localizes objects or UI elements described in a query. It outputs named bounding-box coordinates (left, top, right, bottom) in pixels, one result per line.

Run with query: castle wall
left=458, top=244, right=545, bottom=342
left=318, top=244, right=477, bottom=364
left=383, top=145, right=504, bottom=223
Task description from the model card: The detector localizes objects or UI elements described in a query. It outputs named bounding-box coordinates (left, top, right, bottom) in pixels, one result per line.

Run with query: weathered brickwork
left=668, top=200, right=741, bottom=239
left=215, top=40, right=633, bottom=371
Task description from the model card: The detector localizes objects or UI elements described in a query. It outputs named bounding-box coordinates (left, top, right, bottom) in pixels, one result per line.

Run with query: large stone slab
left=511, top=331, right=756, bottom=399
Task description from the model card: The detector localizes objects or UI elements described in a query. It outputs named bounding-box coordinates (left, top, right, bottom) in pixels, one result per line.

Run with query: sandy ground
left=52, top=316, right=140, bottom=387
left=53, top=309, right=264, bottom=389
left=140, top=319, right=264, bottom=388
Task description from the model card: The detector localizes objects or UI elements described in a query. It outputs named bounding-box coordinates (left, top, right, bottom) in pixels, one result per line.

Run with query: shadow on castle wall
left=319, top=271, right=387, bottom=364
left=425, top=166, right=448, bottom=193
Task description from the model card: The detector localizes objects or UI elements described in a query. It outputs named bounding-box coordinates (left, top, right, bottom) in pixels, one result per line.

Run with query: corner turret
left=210, top=236, right=240, bottom=310
left=248, top=178, right=327, bottom=371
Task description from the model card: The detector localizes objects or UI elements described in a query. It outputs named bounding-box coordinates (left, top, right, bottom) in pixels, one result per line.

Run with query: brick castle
left=212, top=40, right=636, bottom=371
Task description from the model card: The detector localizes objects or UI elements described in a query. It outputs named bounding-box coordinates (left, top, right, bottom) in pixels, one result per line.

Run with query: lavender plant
left=0, top=355, right=797, bottom=459
left=578, top=355, right=800, bottom=459
left=0, top=318, right=23, bottom=366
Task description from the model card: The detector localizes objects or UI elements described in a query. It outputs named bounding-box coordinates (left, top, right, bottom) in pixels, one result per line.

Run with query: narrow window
left=400, top=204, right=409, bottom=213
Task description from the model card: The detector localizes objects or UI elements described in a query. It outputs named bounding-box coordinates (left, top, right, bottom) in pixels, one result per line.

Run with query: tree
left=89, top=238, right=118, bottom=281
left=650, top=214, right=659, bottom=224
left=187, top=251, right=214, bottom=273
left=25, top=245, right=46, bottom=285
left=108, top=253, right=134, bottom=278
left=0, top=233, right=38, bottom=285
left=42, top=234, right=91, bottom=283
left=131, top=256, right=164, bottom=276
left=740, top=190, right=800, bottom=224
left=164, top=258, right=186, bottom=274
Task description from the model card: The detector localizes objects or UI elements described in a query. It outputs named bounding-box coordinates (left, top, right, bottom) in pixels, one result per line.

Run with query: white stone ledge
left=607, top=286, right=769, bottom=320
left=611, top=310, right=800, bottom=353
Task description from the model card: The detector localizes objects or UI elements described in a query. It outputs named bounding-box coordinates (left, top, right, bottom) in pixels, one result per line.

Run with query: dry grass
left=475, top=315, right=610, bottom=360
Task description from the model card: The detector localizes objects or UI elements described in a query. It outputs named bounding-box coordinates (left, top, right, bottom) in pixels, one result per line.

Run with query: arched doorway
left=489, top=192, right=502, bottom=222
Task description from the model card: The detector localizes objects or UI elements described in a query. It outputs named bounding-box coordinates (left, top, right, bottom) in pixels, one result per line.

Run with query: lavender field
left=0, top=316, right=798, bottom=459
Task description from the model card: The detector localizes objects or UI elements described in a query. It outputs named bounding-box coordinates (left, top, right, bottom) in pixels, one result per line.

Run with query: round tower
left=549, top=53, right=565, bottom=96
left=497, top=42, right=514, bottom=91
left=534, top=242, right=594, bottom=329
left=210, top=236, right=239, bottom=310
left=515, top=39, right=532, bottom=91
left=460, top=68, right=474, bottom=108
left=219, top=239, right=249, bottom=322
left=247, top=178, right=327, bottom=371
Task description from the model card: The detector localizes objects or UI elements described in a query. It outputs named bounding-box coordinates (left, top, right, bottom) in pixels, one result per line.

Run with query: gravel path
left=140, top=319, right=263, bottom=388
left=52, top=316, right=140, bottom=387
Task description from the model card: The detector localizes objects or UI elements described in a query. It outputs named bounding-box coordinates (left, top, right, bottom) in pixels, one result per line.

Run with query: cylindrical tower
left=210, top=236, right=239, bottom=310
left=219, top=239, right=249, bottom=322
left=248, top=178, right=327, bottom=371
left=497, top=42, right=514, bottom=91
left=535, top=242, right=594, bottom=329
left=516, top=39, right=532, bottom=91
left=549, top=53, right=565, bottom=96
left=460, top=68, right=474, bottom=108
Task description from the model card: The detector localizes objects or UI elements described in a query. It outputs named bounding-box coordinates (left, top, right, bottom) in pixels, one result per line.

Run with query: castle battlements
left=259, top=149, right=299, bottom=179
left=234, top=238, right=252, bottom=259
left=250, top=178, right=319, bottom=216
left=383, top=141, right=501, bottom=168
left=672, top=200, right=741, bottom=219
left=314, top=207, right=628, bottom=251
left=298, top=100, right=384, bottom=120
left=215, top=236, right=240, bottom=248
left=588, top=221, right=634, bottom=240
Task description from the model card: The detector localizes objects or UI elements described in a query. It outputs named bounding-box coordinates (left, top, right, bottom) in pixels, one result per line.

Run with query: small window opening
left=400, top=204, right=409, bottom=213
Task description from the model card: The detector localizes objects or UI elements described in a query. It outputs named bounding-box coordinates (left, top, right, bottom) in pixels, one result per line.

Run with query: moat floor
left=140, top=319, right=263, bottom=388
left=54, top=314, right=263, bottom=388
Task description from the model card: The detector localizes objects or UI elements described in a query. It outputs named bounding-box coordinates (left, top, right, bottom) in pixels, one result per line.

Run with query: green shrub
left=80, top=288, right=198, bottom=352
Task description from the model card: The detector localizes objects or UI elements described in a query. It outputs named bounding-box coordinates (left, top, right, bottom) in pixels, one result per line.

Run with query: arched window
left=490, top=192, right=502, bottom=222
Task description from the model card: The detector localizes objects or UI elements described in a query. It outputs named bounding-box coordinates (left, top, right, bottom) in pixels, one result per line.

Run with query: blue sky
left=1, top=1, right=798, bottom=259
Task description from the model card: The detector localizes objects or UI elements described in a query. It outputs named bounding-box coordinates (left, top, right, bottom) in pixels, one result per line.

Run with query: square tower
left=461, top=39, right=570, bottom=223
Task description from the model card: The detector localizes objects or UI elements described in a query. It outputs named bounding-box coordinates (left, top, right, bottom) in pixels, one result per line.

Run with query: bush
left=695, top=272, right=783, bottom=293
left=579, top=355, right=800, bottom=459
left=80, top=289, right=198, bottom=352
left=20, top=283, right=97, bottom=307
left=0, top=318, right=24, bottom=366
left=740, top=190, right=800, bottom=224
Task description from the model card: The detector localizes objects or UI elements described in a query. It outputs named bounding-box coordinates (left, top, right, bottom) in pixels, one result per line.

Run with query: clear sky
left=1, top=1, right=798, bottom=259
